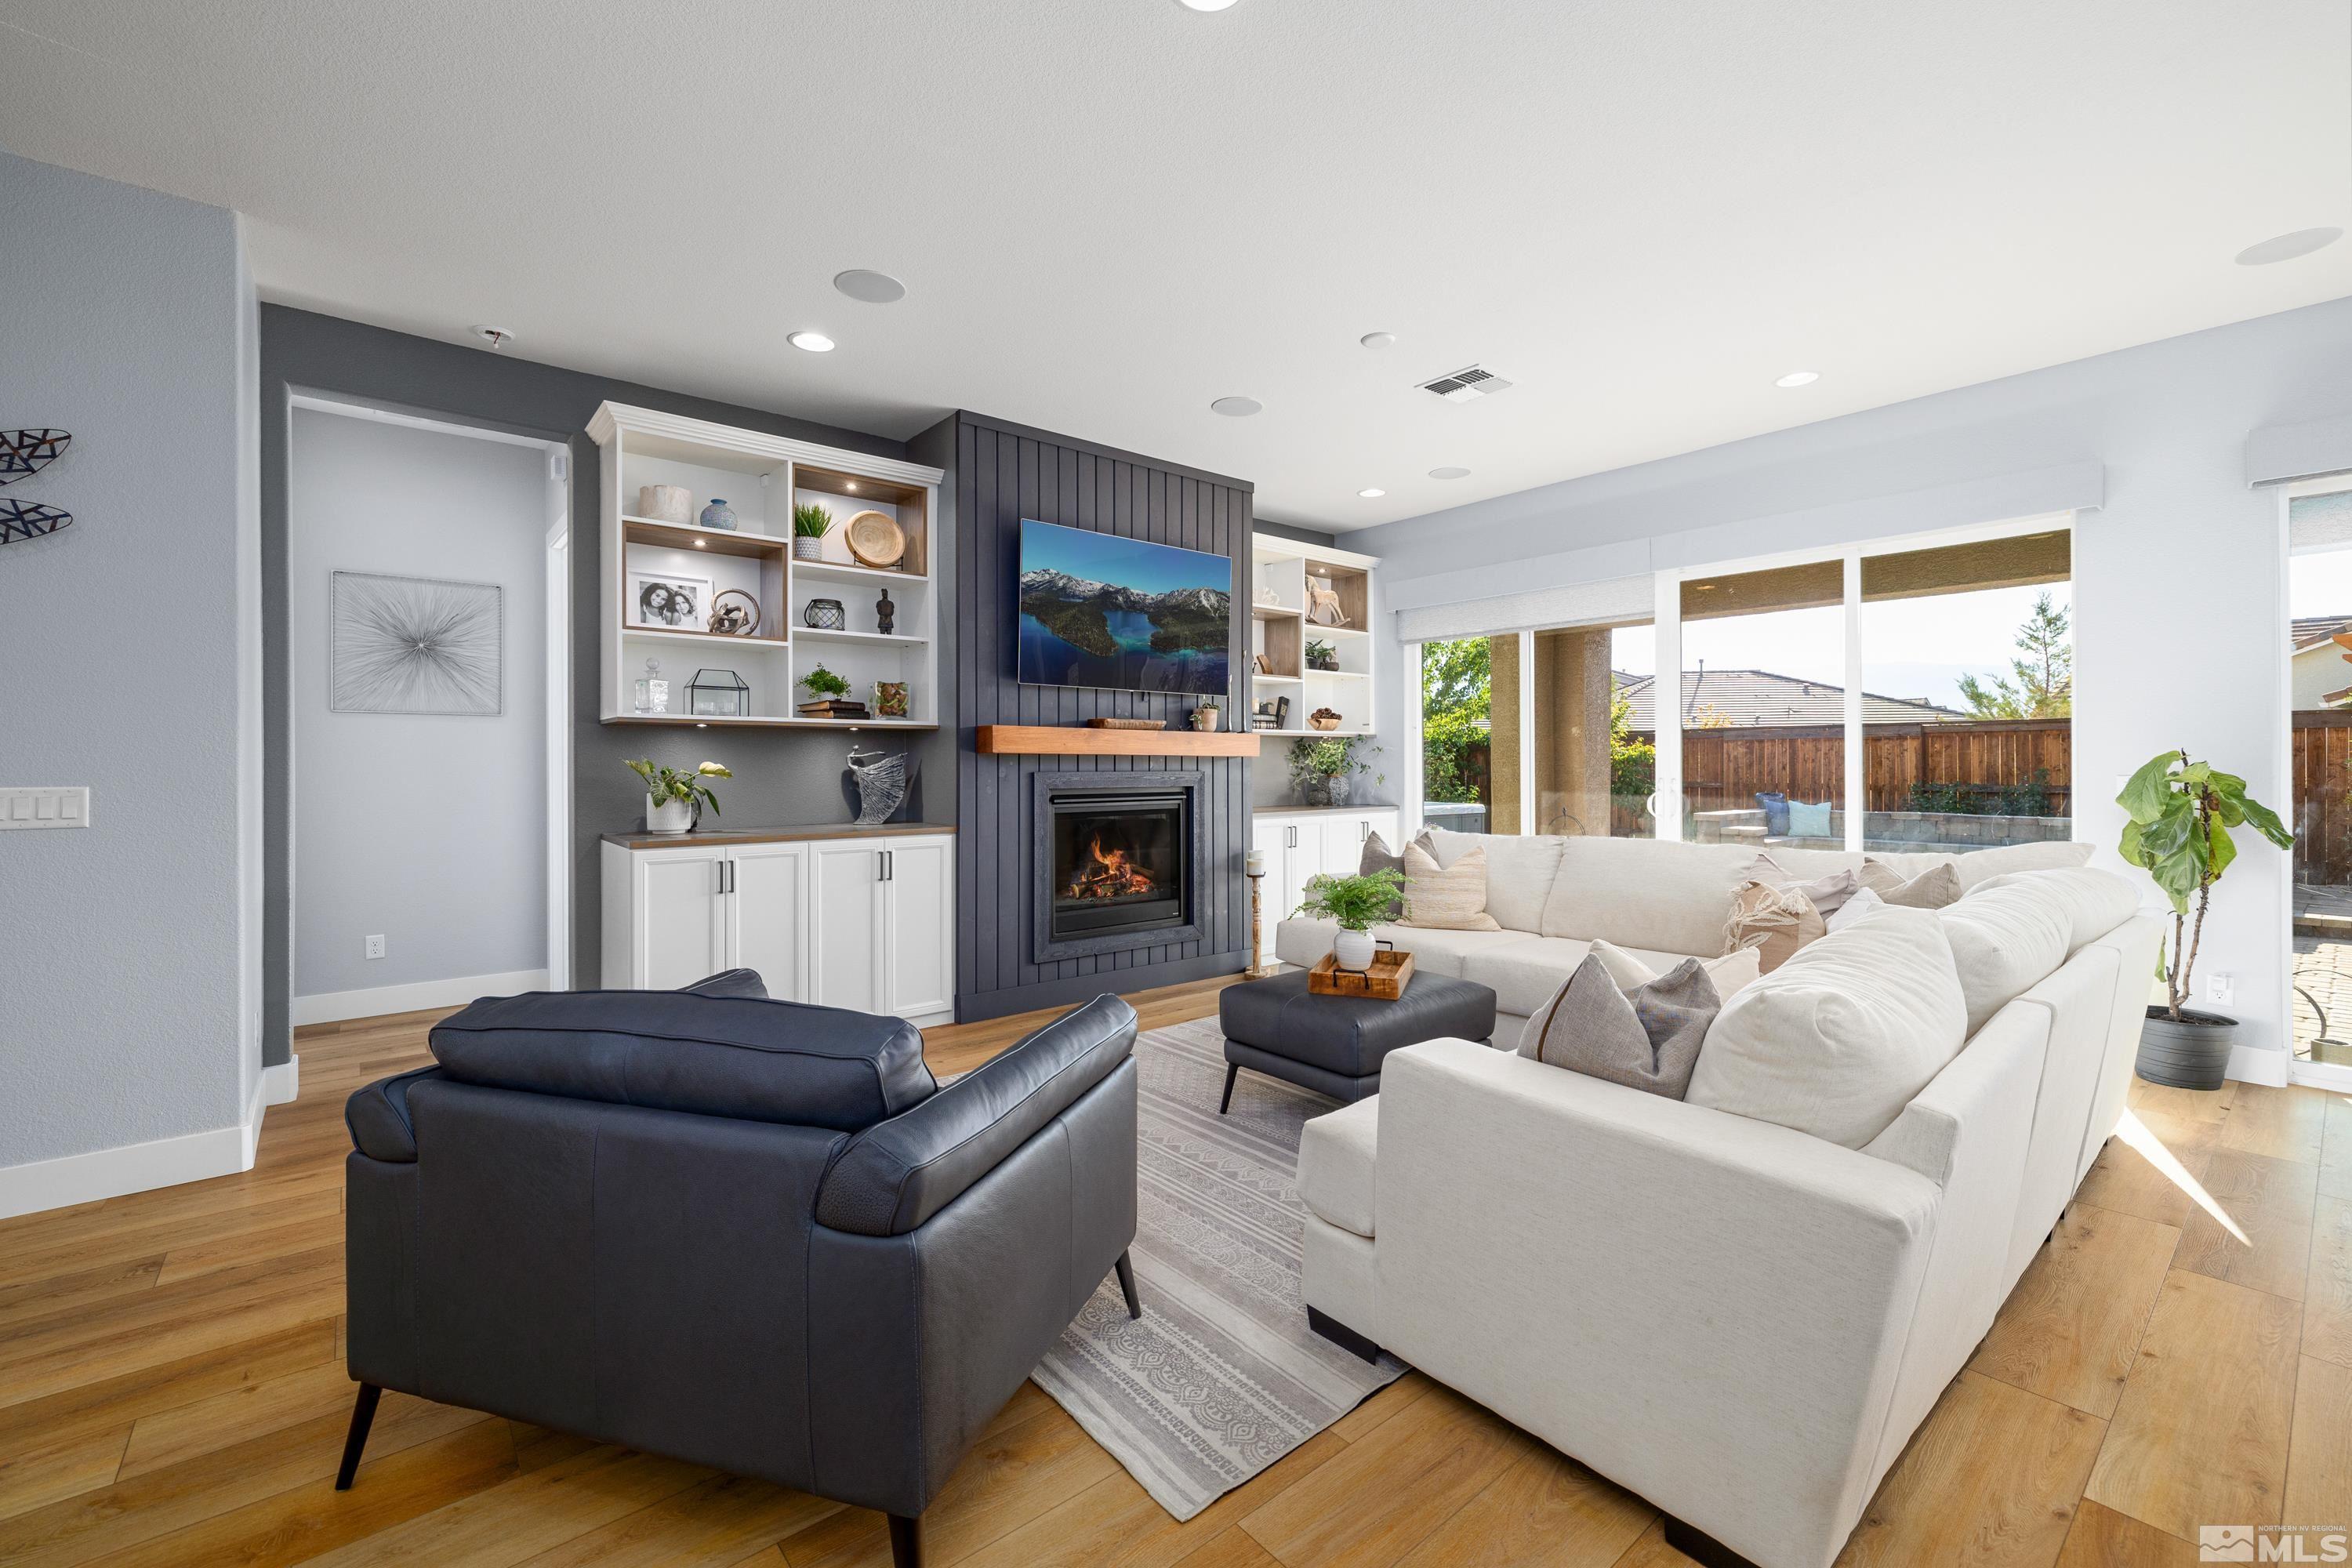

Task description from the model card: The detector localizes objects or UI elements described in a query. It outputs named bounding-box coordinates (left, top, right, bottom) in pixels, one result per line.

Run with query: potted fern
left=2115, top=750, right=2294, bottom=1088
left=1295, top=868, right=1405, bottom=972
left=627, top=757, right=731, bottom=834
left=792, top=502, right=833, bottom=561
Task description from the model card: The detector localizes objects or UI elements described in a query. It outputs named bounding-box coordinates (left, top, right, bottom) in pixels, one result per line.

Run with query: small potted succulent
left=1305, top=639, right=1339, bottom=671
left=792, top=502, right=833, bottom=561
left=2116, top=750, right=2294, bottom=1089
left=1295, top=869, right=1406, bottom=971
left=626, top=757, right=731, bottom=834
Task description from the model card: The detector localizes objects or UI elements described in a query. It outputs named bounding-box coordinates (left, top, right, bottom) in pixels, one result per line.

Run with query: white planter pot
left=1332, top=927, right=1376, bottom=972
left=645, top=793, right=695, bottom=834
left=793, top=538, right=822, bottom=561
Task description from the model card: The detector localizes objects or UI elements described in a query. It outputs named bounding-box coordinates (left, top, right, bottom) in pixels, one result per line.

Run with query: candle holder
left=1244, top=869, right=1280, bottom=979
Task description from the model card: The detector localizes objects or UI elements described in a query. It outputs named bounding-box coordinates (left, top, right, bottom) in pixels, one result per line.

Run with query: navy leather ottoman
left=1217, top=967, right=1497, bottom=1109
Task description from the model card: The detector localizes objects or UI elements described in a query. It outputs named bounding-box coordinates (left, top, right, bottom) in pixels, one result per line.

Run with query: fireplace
left=1034, top=773, right=1203, bottom=961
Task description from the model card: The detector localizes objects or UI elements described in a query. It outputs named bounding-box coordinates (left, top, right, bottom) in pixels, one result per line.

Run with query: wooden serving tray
left=1308, top=949, right=1414, bottom=1000
left=1083, top=717, right=1167, bottom=731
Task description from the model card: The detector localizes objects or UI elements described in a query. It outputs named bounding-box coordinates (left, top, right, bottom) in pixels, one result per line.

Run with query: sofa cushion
left=1521, top=952, right=1721, bottom=1099
left=1538, top=838, right=1765, bottom=955
left=1276, top=919, right=1536, bottom=979
left=1971, top=867, right=2139, bottom=956
left=1787, top=800, right=1834, bottom=838
left=1461, top=936, right=1595, bottom=1016
left=1423, top=830, right=1562, bottom=931
left=1591, top=938, right=1761, bottom=1001
left=1953, top=840, right=2094, bottom=889
left=1358, top=830, right=1414, bottom=919
left=1826, top=886, right=1884, bottom=931
left=1399, top=841, right=1501, bottom=931
left=1937, top=879, right=2074, bottom=1036
left=1687, top=904, right=1968, bottom=1149
left=1298, top=1098, right=1381, bottom=1237
left=429, top=989, right=936, bottom=1133
left=1860, top=858, right=1963, bottom=909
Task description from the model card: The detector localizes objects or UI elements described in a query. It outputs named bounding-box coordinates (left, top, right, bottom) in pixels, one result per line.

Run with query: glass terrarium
left=687, top=667, right=750, bottom=718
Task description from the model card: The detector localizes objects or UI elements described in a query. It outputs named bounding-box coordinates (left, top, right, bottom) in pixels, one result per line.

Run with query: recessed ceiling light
left=2236, top=227, right=2343, bottom=266
left=1359, top=332, right=1396, bottom=350
left=833, top=269, right=906, bottom=303
left=1357, top=488, right=1385, bottom=499
left=470, top=325, right=516, bottom=350
left=1774, top=369, right=1820, bottom=388
left=788, top=331, right=836, bottom=353
left=1428, top=466, right=1471, bottom=480
left=1210, top=396, right=1263, bottom=417
left=1178, top=0, right=1240, bottom=10
left=844, top=481, right=858, bottom=492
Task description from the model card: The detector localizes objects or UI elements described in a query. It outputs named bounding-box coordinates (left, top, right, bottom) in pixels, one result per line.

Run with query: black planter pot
left=2135, top=1005, right=2238, bottom=1091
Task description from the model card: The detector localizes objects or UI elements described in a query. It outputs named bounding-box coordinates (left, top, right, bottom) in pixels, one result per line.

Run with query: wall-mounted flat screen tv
left=1017, top=519, right=1231, bottom=695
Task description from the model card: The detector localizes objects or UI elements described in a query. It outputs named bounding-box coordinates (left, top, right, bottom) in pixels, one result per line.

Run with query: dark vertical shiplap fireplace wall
left=915, top=411, right=1253, bottom=1022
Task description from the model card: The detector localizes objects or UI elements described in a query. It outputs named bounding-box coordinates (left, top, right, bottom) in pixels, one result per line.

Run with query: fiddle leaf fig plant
left=2115, top=749, right=2293, bottom=1020
left=626, top=757, right=731, bottom=818
left=1294, top=869, right=1405, bottom=932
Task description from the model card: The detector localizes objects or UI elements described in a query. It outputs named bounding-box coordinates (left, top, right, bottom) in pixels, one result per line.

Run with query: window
left=2288, top=489, right=2352, bottom=1072
left=1857, top=532, right=2071, bottom=852
left=1419, top=636, right=1512, bottom=834
left=1534, top=622, right=1655, bottom=837
left=1675, top=561, right=1847, bottom=846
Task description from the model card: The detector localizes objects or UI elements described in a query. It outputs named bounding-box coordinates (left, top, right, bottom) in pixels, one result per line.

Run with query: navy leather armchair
left=339, top=971, right=1140, bottom=1567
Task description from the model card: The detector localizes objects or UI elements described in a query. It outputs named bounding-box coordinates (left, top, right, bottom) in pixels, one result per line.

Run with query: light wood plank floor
left=3, top=979, right=2347, bottom=1566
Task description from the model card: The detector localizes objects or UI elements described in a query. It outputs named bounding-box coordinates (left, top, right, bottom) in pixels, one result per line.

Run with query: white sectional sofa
left=1285, top=833, right=2158, bottom=1568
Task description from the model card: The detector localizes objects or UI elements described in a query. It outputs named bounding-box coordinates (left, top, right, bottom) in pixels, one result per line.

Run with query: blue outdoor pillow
left=1755, top=792, right=1791, bottom=836
left=1787, top=799, right=1834, bottom=838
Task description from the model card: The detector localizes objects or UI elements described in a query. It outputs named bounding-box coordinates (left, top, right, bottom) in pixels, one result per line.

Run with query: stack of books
left=798, top=699, right=872, bottom=720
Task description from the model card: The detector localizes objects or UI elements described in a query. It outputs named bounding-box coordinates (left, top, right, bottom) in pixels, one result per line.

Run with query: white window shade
left=1396, top=573, right=1652, bottom=644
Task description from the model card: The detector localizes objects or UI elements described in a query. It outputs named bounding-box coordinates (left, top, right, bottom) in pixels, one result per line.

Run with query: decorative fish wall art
left=1, top=429, right=74, bottom=543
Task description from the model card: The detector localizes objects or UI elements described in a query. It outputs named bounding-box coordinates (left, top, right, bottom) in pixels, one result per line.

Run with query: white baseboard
left=2227, top=1043, right=2291, bottom=1087
left=263, top=1054, right=300, bottom=1106
left=0, top=1057, right=289, bottom=1222
left=293, top=968, right=547, bottom=1026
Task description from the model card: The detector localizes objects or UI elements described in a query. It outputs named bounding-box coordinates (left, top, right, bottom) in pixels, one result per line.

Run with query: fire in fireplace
left=1045, top=786, right=1192, bottom=947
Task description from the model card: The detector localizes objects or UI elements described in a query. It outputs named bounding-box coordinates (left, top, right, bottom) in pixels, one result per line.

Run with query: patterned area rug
left=1031, top=1016, right=1406, bottom=1521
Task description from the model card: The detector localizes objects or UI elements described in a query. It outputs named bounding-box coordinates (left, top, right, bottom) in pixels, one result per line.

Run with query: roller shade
left=1396, top=573, right=1652, bottom=644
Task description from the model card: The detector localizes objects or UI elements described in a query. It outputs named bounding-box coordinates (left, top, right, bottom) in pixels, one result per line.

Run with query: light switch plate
left=0, top=786, right=91, bottom=829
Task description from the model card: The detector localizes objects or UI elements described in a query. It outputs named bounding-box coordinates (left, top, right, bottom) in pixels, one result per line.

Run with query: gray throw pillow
left=1359, top=829, right=1421, bottom=920
left=1519, top=951, right=1722, bottom=1098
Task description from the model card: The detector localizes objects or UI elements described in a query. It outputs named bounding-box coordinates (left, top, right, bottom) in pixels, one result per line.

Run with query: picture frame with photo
left=629, top=572, right=711, bottom=630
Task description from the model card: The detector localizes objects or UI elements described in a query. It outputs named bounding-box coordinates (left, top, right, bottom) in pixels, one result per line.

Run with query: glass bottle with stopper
left=634, top=657, right=670, bottom=716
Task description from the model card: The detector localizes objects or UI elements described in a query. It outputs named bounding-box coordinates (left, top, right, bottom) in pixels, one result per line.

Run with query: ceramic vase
left=1333, top=927, right=1376, bottom=972
left=700, top=498, right=738, bottom=532
left=645, top=794, right=695, bottom=834
left=793, top=537, right=822, bottom=560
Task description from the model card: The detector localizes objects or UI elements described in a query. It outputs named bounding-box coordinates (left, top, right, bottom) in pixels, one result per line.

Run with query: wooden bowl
left=844, top=509, right=906, bottom=568
left=1308, top=713, right=1341, bottom=731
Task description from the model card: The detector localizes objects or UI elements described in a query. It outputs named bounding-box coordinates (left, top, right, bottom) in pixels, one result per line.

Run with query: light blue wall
left=0, top=151, right=259, bottom=1167
left=1356, top=294, right=2352, bottom=1073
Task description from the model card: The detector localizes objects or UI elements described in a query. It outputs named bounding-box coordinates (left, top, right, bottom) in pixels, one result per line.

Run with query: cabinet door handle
left=1359, top=819, right=1369, bottom=840
left=880, top=850, right=892, bottom=882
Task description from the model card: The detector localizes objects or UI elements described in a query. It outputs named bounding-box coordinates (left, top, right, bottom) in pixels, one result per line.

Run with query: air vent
left=1417, top=364, right=1514, bottom=403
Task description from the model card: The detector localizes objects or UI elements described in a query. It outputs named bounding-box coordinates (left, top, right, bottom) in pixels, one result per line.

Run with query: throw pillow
left=1859, top=858, right=1963, bottom=910
left=1824, top=885, right=1885, bottom=933
left=1358, top=830, right=1413, bottom=920
left=1755, top=791, right=1791, bottom=837
left=1743, top=851, right=1861, bottom=918
left=1588, top=937, right=1761, bottom=1001
left=1686, top=904, right=1969, bottom=1149
left=1399, top=840, right=1500, bottom=931
left=1520, top=951, right=1722, bottom=1098
left=1936, top=879, right=2074, bottom=1035
left=1786, top=799, right=1834, bottom=838
left=1970, top=867, right=2138, bottom=955
left=1722, top=878, right=1826, bottom=973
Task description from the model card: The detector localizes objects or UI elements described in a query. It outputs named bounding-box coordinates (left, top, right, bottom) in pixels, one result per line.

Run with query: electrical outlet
left=2206, top=971, right=2234, bottom=1007
left=365, top=935, right=387, bottom=960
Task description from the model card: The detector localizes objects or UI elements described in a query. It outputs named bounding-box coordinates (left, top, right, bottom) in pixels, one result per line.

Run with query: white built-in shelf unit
left=1249, top=532, right=1380, bottom=738
left=588, top=403, right=944, bottom=730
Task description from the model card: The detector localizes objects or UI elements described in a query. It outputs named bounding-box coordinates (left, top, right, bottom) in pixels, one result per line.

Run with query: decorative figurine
left=875, top=586, right=895, bottom=636
left=847, top=746, right=908, bottom=827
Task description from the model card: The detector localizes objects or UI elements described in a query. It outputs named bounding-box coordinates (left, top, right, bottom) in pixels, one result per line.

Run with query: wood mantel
left=975, top=724, right=1261, bottom=757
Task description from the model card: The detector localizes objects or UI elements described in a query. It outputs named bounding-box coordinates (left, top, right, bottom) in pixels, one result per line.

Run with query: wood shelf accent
left=976, top=724, right=1261, bottom=757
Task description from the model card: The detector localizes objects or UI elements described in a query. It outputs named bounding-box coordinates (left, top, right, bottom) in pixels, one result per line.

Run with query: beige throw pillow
left=1399, top=841, right=1499, bottom=931
left=1520, top=952, right=1722, bottom=1099
left=1858, top=858, right=1963, bottom=910
left=1743, top=851, right=1862, bottom=918
left=1723, top=878, right=1826, bottom=973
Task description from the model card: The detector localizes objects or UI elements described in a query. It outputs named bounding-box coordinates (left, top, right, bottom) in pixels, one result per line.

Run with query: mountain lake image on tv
left=1018, top=520, right=1231, bottom=695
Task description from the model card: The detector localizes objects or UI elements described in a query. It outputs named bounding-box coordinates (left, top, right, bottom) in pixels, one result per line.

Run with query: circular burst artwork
left=331, top=571, right=504, bottom=716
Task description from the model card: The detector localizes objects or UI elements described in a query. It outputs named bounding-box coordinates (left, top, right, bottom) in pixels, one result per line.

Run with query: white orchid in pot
left=2115, top=749, right=2293, bottom=1089
left=628, top=757, right=731, bottom=835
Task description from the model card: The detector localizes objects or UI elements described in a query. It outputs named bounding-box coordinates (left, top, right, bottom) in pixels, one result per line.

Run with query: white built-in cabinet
left=1251, top=808, right=1402, bottom=959
left=601, top=830, right=954, bottom=1025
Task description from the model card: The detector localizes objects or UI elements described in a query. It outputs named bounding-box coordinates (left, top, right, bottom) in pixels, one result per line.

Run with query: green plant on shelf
left=793, top=503, right=834, bottom=539
left=801, top=664, right=851, bottom=698
left=625, top=757, right=731, bottom=817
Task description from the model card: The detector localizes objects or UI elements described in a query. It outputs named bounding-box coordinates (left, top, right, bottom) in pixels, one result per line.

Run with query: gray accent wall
left=260, top=307, right=953, bottom=1065
left=1, top=152, right=260, bottom=1165
left=936, top=412, right=1254, bottom=1021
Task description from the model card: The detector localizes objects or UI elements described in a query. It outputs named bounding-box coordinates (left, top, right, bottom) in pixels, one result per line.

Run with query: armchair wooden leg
left=887, top=1512, right=922, bottom=1568
left=1219, top=1062, right=1240, bottom=1114
left=334, top=1383, right=381, bottom=1490
left=1114, top=1250, right=1142, bottom=1319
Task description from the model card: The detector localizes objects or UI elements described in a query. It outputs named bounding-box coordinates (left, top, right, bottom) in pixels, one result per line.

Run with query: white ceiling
left=2, top=2, right=2347, bottom=532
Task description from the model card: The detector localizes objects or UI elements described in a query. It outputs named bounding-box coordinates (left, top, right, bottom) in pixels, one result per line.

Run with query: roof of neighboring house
left=1613, top=669, right=1967, bottom=729
left=2295, top=615, right=2352, bottom=653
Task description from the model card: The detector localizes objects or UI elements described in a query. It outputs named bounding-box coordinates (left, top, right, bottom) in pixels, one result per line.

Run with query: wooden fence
left=1630, top=718, right=2074, bottom=818
left=2293, top=710, right=2352, bottom=886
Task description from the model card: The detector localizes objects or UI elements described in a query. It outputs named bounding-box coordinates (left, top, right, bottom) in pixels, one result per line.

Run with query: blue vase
left=700, top=498, right=737, bottom=531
